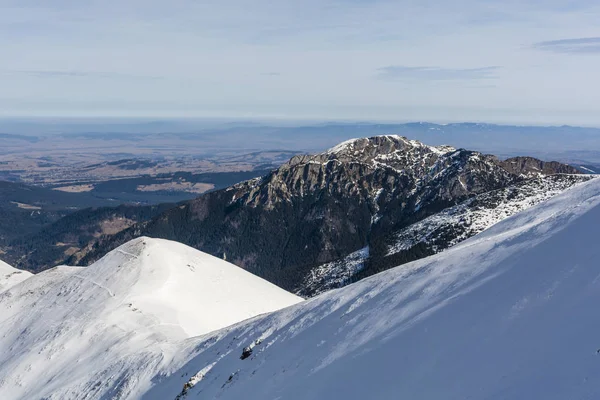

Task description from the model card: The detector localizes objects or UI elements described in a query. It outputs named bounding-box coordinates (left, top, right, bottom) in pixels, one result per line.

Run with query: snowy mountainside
left=388, top=173, right=596, bottom=254
left=0, top=258, right=32, bottom=292
left=0, top=238, right=300, bottom=399
left=296, top=247, right=369, bottom=297
left=296, top=173, right=595, bottom=297
left=145, top=175, right=600, bottom=400
left=1, top=178, right=599, bottom=399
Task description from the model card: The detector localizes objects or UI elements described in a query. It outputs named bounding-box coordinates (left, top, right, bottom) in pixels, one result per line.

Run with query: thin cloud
left=1, top=70, right=163, bottom=80
left=532, top=37, right=600, bottom=54
left=260, top=72, right=281, bottom=77
left=376, top=66, right=500, bottom=81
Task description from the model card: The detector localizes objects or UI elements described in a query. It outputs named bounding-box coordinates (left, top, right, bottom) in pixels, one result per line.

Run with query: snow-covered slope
left=0, top=258, right=32, bottom=292
left=0, top=238, right=301, bottom=399
left=144, top=177, right=600, bottom=400
left=3, top=178, right=600, bottom=399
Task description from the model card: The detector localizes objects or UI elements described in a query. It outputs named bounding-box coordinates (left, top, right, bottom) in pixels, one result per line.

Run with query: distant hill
left=0, top=180, right=122, bottom=246
left=2, top=119, right=600, bottom=161
left=0, top=169, right=273, bottom=272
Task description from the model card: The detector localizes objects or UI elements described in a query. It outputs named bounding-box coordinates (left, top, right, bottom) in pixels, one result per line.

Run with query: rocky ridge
left=60, top=136, right=585, bottom=293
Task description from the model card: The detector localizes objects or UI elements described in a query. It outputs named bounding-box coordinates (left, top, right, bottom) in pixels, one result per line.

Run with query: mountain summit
left=232, top=134, right=537, bottom=209
left=318, top=134, right=454, bottom=163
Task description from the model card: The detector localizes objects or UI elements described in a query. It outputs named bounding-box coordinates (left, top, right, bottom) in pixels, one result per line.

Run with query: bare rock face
left=78, top=136, right=584, bottom=292
left=498, top=156, right=581, bottom=176
left=232, top=135, right=515, bottom=211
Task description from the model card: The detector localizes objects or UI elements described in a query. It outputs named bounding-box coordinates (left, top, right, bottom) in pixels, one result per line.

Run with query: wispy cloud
left=1, top=1, right=600, bottom=123
left=532, top=37, right=600, bottom=54
left=376, top=66, right=500, bottom=81
left=1, top=70, right=163, bottom=80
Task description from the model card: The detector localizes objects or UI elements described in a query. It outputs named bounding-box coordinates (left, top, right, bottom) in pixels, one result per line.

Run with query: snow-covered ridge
left=0, top=237, right=300, bottom=399
left=0, top=259, right=32, bottom=292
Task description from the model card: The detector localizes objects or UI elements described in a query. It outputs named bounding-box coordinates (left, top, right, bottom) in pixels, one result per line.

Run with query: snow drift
left=0, top=238, right=301, bottom=399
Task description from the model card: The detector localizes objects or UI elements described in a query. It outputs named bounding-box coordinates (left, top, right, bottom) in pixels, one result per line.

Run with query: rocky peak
left=286, top=135, right=456, bottom=169
left=230, top=136, right=580, bottom=210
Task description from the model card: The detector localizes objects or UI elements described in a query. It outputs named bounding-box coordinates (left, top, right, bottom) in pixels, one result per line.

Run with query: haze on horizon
left=1, top=0, right=599, bottom=126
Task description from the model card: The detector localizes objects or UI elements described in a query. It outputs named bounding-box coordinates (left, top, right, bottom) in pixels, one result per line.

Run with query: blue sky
left=1, top=0, right=599, bottom=125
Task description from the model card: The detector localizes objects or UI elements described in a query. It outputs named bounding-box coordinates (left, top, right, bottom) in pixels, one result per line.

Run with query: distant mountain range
left=24, top=135, right=591, bottom=295
left=3, top=119, right=600, bottom=162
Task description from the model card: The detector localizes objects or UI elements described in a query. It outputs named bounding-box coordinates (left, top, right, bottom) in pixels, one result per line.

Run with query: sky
left=1, top=0, right=600, bottom=125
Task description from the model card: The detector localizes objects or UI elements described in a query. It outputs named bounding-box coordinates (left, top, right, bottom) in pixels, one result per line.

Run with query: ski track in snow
left=71, top=274, right=115, bottom=297
left=117, top=249, right=140, bottom=259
